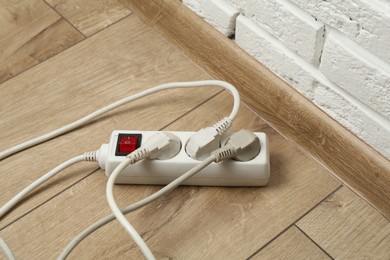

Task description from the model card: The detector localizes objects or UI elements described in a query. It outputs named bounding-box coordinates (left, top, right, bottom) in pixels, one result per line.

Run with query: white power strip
left=97, top=130, right=270, bottom=186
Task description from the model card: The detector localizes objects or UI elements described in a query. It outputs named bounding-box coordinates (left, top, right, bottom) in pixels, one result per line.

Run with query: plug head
left=147, top=132, right=181, bottom=160
left=224, top=129, right=261, bottom=161
left=185, top=127, right=221, bottom=160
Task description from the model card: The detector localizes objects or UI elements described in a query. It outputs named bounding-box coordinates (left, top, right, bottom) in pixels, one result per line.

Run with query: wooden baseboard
left=121, top=0, right=390, bottom=218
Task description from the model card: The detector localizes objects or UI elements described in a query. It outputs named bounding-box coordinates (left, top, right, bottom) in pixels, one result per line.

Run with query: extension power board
left=97, top=130, right=270, bottom=186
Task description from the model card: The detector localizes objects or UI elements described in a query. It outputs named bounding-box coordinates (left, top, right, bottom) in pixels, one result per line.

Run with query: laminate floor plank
left=0, top=15, right=217, bottom=229
left=0, top=92, right=341, bottom=259
left=251, top=226, right=331, bottom=260
left=297, top=186, right=390, bottom=259
left=0, top=0, right=84, bottom=84
left=45, top=0, right=131, bottom=36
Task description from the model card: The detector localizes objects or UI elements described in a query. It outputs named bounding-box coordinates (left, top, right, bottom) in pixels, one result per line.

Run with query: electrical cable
left=0, top=151, right=97, bottom=218
left=0, top=236, right=15, bottom=260
left=60, top=130, right=259, bottom=259
left=0, top=80, right=241, bottom=258
left=58, top=155, right=216, bottom=260
left=0, top=80, right=240, bottom=161
left=0, top=151, right=98, bottom=259
left=106, top=148, right=155, bottom=260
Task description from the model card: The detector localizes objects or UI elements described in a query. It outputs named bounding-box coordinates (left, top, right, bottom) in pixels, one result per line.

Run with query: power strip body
left=98, top=130, right=270, bottom=186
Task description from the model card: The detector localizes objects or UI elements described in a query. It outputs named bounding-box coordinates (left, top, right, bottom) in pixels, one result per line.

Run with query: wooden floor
left=0, top=1, right=389, bottom=259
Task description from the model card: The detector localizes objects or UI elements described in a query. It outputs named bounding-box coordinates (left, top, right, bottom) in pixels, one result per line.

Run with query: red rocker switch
left=115, top=134, right=142, bottom=156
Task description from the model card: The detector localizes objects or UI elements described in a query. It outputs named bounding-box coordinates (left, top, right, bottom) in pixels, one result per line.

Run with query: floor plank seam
left=246, top=184, right=343, bottom=259
left=42, top=0, right=87, bottom=38
left=295, top=224, right=334, bottom=259
left=292, top=185, right=343, bottom=225
left=0, top=5, right=132, bottom=88
left=243, top=89, right=390, bottom=221
left=0, top=167, right=100, bottom=231
left=340, top=182, right=390, bottom=221
left=246, top=225, right=291, bottom=259
left=78, top=12, right=133, bottom=40
left=0, top=25, right=85, bottom=87
left=0, top=30, right=84, bottom=87
left=158, top=90, right=224, bottom=130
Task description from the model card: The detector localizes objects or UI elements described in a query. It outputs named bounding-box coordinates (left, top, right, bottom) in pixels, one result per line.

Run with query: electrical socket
left=97, top=130, right=270, bottom=186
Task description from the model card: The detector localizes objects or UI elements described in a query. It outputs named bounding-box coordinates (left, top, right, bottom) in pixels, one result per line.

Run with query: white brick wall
left=235, top=15, right=319, bottom=96
left=228, top=0, right=325, bottom=65
left=183, top=0, right=238, bottom=36
left=289, top=0, right=390, bottom=64
left=320, top=30, right=390, bottom=120
left=183, top=0, right=390, bottom=158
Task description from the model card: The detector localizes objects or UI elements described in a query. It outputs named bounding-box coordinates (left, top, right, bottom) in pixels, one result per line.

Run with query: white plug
left=133, top=132, right=181, bottom=163
left=185, top=117, right=232, bottom=160
left=213, top=129, right=261, bottom=162
left=223, top=129, right=261, bottom=161
left=146, top=132, right=181, bottom=160
left=185, top=127, right=220, bottom=160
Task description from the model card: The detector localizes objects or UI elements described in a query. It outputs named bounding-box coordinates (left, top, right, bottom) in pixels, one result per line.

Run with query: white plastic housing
left=98, top=130, right=270, bottom=186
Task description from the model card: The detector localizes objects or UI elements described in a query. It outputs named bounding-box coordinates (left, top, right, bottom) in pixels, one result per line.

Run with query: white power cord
left=0, top=80, right=240, bottom=161
left=59, top=130, right=260, bottom=259
left=0, top=236, right=15, bottom=260
left=106, top=132, right=183, bottom=260
left=59, top=155, right=216, bottom=260
left=0, top=151, right=98, bottom=219
left=0, top=80, right=242, bottom=258
left=106, top=149, right=155, bottom=260
left=0, top=151, right=98, bottom=259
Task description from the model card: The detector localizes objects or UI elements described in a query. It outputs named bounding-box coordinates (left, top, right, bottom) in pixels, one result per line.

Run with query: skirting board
left=120, top=0, right=390, bottom=219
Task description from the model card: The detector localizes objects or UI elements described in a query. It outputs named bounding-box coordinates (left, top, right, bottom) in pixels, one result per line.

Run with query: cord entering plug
left=219, top=129, right=261, bottom=162
left=185, top=117, right=232, bottom=160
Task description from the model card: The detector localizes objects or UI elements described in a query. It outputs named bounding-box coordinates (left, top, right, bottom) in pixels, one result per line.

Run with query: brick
left=228, top=0, right=324, bottom=65
left=235, top=15, right=390, bottom=157
left=320, top=30, right=390, bottom=120
left=236, top=15, right=317, bottom=95
left=312, top=83, right=390, bottom=158
left=290, top=0, right=390, bottom=63
left=183, top=0, right=239, bottom=36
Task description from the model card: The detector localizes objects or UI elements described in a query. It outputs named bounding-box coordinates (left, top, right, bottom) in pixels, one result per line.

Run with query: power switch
left=115, top=134, right=142, bottom=156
